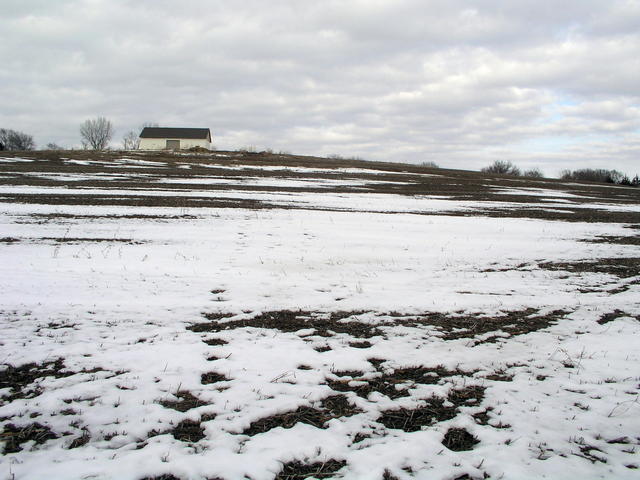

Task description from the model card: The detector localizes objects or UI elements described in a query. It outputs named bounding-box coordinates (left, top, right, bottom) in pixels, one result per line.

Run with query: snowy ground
left=1, top=152, right=640, bottom=480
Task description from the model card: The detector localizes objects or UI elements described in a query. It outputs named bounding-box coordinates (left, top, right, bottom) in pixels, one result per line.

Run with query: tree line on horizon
left=480, top=160, right=639, bottom=187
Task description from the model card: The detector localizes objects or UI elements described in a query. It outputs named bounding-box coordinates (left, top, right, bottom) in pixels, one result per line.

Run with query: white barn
left=139, top=127, right=212, bottom=150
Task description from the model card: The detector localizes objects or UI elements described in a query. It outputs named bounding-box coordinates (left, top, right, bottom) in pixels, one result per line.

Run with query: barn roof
left=139, top=127, right=211, bottom=140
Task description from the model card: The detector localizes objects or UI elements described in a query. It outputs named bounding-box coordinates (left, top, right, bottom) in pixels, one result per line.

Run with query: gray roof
left=139, top=127, right=211, bottom=141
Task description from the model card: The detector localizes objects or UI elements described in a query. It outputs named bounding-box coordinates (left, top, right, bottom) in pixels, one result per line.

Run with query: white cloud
left=0, top=0, right=638, bottom=175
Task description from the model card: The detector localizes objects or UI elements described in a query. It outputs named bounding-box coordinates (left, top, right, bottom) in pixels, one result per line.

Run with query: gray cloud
left=1, top=0, right=638, bottom=175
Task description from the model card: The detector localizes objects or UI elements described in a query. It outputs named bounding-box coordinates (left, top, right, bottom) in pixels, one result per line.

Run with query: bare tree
left=122, top=130, right=140, bottom=150
left=420, top=161, right=440, bottom=168
left=80, top=117, right=113, bottom=150
left=481, top=160, right=521, bottom=176
left=46, top=142, right=63, bottom=150
left=0, top=128, right=35, bottom=150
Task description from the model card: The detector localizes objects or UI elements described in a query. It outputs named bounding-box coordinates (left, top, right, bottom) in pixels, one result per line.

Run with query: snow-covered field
left=1, top=153, right=640, bottom=480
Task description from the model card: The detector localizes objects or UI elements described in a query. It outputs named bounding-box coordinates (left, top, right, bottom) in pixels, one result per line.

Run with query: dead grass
left=275, top=459, right=346, bottom=479
left=159, top=390, right=206, bottom=412
left=377, top=385, right=485, bottom=432
left=0, top=359, right=72, bottom=402
left=243, top=395, right=360, bottom=436
left=193, top=308, right=568, bottom=344
left=169, top=419, right=205, bottom=443
left=193, top=310, right=380, bottom=338
left=442, top=427, right=480, bottom=451
left=1, top=422, right=58, bottom=453
left=328, top=365, right=475, bottom=400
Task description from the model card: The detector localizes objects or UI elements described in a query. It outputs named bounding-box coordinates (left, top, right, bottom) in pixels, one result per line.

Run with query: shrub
left=560, top=168, right=622, bottom=184
left=481, top=160, right=521, bottom=176
left=523, top=168, right=544, bottom=178
left=561, top=168, right=638, bottom=187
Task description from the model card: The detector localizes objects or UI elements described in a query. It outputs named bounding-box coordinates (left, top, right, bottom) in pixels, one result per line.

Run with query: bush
left=560, top=168, right=622, bottom=184
left=523, top=168, right=544, bottom=178
left=561, top=168, right=638, bottom=187
left=481, top=160, right=521, bottom=176
left=188, top=146, right=210, bottom=153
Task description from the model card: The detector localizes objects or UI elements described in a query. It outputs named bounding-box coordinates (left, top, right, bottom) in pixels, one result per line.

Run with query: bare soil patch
left=201, top=372, right=230, bottom=385
left=243, top=395, right=360, bottom=436
left=169, top=419, right=206, bottom=443
left=399, top=309, right=568, bottom=341
left=539, top=257, right=640, bottom=278
left=0, top=359, right=71, bottom=402
left=159, top=391, right=206, bottom=412
left=275, top=459, right=347, bottom=479
left=442, top=427, right=480, bottom=451
left=328, top=365, right=475, bottom=400
left=193, top=310, right=379, bottom=338
left=377, top=385, right=485, bottom=432
left=194, top=308, right=566, bottom=343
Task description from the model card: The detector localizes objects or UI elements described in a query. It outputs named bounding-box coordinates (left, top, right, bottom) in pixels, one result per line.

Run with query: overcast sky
left=1, top=0, right=639, bottom=175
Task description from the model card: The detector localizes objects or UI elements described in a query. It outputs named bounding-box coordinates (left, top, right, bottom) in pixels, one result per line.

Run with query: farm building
left=139, top=127, right=212, bottom=150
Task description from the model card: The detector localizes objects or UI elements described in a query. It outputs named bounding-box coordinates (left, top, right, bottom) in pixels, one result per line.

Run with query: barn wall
left=139, top=138, right=211, bottom=150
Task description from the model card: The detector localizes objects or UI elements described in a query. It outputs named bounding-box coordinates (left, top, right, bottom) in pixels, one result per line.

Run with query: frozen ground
left=1, top=151, right=640, bottom=480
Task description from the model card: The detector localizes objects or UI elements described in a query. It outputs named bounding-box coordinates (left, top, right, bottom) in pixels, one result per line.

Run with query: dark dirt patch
left=141, top=475, right=183, bottom=480
left=0, top=237, right=20, bottom=243
left=194, top=308, right=565, bottom=344
left=243, top=395, right=360, bottom=436
left=169, top=419, right=206, bottom=443
left=353, top=432, right=371, bottom=444
left=377, top=397, right=455, bottom=432
left=581, top=235, right=640, bottom=246
left=328, top=365, right=476, bottom=400
left=201, top=372, right=230, bottom=385
left=0, top=358, right=73, bottom=402
left=382, top=470, right=401, bottom=480
left=1, top=422, right=58, bottom=453
left=400, top=308, right=568, bottom=341
left=539, top=257, right=640, bottom=278
left=442, top=427, right=480, bottom=451
left=472, top=406, right=509, bottom=428
left=332, top=370, right=365, bottom=378
left=203, top=337, right=228, bottom=346
left=314, top=345, right=332, bottom=352
left=484, top=371, right=514, bottom=382
left=37, top=237, right=145, bottom=244
left=192, top=310, right=381, bottom=338
left=377, top=385, right=485, bottom=432
left=275, top=459, right=347, bottom=480
left=598, top=310, right=639, bottom=324
left=159, top=390, right=206, bottom=412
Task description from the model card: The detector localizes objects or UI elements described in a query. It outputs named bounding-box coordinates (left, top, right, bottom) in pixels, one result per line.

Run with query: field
left=1, top=150, right=640, bottom=480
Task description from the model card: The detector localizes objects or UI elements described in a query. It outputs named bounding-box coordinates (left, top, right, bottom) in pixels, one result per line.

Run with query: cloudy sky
left=1, top=0, right=639, bottom=175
